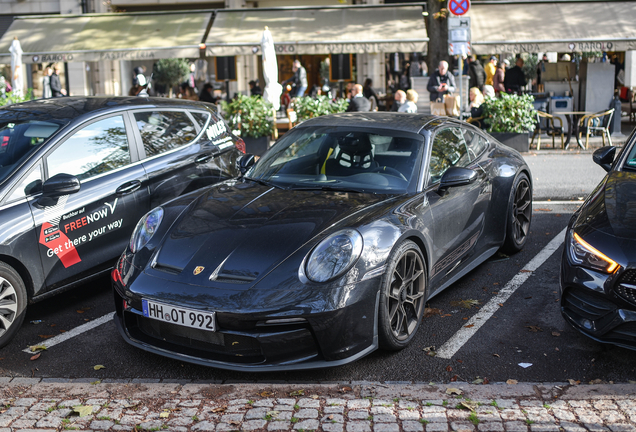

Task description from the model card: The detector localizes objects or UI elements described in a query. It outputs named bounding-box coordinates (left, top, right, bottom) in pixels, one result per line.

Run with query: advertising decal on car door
left=38, top=196, right=122, bottom=268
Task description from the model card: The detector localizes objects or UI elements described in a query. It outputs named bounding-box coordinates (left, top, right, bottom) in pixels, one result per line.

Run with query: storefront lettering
left=488, top=43, right=542, bottom=53
left=99, top=51, right=157, bottom=61
left=275, top=45, right=296, bottom=53
left=34, top=54, right=74, bottom=63
left=575, top=42, right=614, bottom=52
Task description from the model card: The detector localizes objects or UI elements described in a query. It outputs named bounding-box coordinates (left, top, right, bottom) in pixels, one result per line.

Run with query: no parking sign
left=448, top=0, right=470, bottom=16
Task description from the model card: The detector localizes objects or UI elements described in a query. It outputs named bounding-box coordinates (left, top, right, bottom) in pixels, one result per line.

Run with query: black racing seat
left=325, top=134, right=377, bottom=176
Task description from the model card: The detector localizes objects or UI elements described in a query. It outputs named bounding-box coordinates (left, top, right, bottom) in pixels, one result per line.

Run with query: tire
left=378, top=240, right=427, bottom=351
left=0, top=261, right=27, bottom=349
left=501, top=172, right=532, bottom=254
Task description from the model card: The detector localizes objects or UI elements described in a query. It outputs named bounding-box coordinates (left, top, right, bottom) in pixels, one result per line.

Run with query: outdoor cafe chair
left=578, top=108, right=614, bottom=149
left=531, top=111, right=564, bottom=150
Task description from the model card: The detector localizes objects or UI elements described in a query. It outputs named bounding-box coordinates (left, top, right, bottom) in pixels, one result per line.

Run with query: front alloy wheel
left=502, top=173, right=532, bottom=254
left=0, top=262, right=27, bottom=349
left=379, top=240, right=426, bottom=350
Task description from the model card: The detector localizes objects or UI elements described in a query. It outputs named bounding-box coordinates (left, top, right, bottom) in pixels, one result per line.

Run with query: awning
left=205, top=4, right=428, bottom=57
left=0, top=11, right=212, bottom=64
left=470, top=1, right=636, bottom=54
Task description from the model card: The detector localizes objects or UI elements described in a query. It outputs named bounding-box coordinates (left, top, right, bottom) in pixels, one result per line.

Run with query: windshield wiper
left=286, top=184, right=363, bottom=193
left=244, top=177, right=284, bottom=189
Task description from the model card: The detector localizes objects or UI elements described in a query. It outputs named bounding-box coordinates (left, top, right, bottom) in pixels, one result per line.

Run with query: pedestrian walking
left=283, top=60, right=307, bottom=98
left=49, top=65, right=66, bottom=97
left=42, top=66, right=52, bottom=98
left=427, top=61, right=456, bottom=102
left=493, top=61, right=506, bottom=94
left=485, top=56, right=497, bottom=86
left=467, top=55, right=486, bottom=92
left=504, top=57, right=527, bottom=94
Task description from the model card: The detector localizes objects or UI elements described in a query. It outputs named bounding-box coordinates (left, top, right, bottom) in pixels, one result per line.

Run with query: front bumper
left=560, top=248, right=636, bottom=350
left=113, top=257, right=382, bottom=371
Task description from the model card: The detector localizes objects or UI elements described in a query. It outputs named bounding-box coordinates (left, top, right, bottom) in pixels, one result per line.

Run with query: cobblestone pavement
left=0, top=379, right=635, bottom=432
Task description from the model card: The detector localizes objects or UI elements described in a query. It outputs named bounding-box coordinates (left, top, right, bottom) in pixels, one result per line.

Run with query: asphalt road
left=2, top=152, right=633, bottom=383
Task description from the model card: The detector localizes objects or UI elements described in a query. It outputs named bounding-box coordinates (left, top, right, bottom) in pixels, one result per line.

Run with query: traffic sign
left=449, top=42, right=471, bottom=55
left=448, top=0, right=470, bottom=16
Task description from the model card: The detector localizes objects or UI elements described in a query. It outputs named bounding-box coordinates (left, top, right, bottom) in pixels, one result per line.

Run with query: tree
left=426, top=0, right=450, bottom=73
left=153, top=58, right=190, bottom=98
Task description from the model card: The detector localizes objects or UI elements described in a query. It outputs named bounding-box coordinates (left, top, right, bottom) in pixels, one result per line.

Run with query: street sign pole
left=448, top=15, right=471, bottom=119
left=459, top=56, right=463, bottom=119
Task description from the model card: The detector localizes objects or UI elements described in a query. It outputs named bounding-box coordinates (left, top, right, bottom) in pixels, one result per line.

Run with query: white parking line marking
left=22, top=313, right=114, bottom=353
left=436, top=227, right=567, bottom=359
left=533, top=201, right=584, bottom=205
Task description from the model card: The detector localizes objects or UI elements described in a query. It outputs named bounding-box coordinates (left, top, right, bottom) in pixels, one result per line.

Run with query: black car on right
left=560, top=138, right=636, bottom=350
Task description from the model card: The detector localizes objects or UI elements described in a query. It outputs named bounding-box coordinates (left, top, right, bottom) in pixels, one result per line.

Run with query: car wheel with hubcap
left=0, top=262, right=27, bottom=349
left=502, top=172, right=532, bottom=254
left=378, top=240, right=427, bottom=351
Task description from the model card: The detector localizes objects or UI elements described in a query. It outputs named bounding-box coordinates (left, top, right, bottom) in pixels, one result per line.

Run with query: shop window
left=47, top=116, right=131, bottom=181
left=134, top=111, right=197, bottom=158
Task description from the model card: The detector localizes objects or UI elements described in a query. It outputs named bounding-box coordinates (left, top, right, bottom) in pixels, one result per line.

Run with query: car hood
left=147, top=180, right=395, bottom=286
left=575, top=170, right=636, bottom=240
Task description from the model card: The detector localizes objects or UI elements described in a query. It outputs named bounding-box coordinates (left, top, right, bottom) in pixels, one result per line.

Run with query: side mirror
left=438, top=167, right=477, bottom=194
left=238, top=154, right=256, bottom=175
left=42, top=173, right=81, bottom=197
left=592, top=146, right=616, bottom=172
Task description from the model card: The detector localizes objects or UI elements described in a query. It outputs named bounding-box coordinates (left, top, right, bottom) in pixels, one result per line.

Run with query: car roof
left=0, top=97, right=215, bottom=122
left=297, top=112, right=445, bottom=134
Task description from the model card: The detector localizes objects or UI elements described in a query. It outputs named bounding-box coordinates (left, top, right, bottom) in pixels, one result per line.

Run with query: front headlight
left=568, top=231, right=619, bottom=273
left=129, top=207, right=164, bottom=253
left=305, top=229, right=363, bottom=283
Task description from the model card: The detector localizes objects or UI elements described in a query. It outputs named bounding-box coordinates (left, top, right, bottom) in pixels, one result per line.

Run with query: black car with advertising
left=560, top=137, right=636, bottom=350
left=112, top=112, right=533, bottom=371
left=0, top=97, right=244, bottom=348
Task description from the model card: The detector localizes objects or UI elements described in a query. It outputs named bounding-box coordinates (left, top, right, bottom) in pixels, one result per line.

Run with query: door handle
left=195, top=153, right=214, bottom=164
left=116, top=180, right=141, bottom=195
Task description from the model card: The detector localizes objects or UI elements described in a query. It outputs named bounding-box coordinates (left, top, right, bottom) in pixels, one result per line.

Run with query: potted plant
left=294, top=95, right=349, bottom=121
left=221, top=94, right=273, bottom=156
left=481, top=93, right=537, bottom=152
left=153, top=58, right=189, bottom=98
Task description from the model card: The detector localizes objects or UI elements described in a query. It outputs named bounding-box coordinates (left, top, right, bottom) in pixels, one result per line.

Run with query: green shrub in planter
left=294, top=95, right=349, bottom=122
left=0, top=89, right=33, bottom=106
left=482, top=93, right=536, bottom=133
left=221, top=94, right=274, bottom=138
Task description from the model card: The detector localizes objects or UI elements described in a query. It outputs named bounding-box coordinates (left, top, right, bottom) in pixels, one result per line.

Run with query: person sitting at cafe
left=362, top=78, right=379, bottom=108
left=390, top=90, right=406, bottom=112
left=469, top=87, right=486, bottom=129
left=346, top=84, right=371, bottom=112
left=504, top=57, right=527, bottom=94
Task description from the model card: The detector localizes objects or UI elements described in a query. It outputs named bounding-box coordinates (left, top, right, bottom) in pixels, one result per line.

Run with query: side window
left=134, top=111, right=197, bottom=158
left=6, top=163, right=42, bottom=203
left=462, top=129, right=488, bottom=160
left=429, top=127, right=469, bottom=183
left=190, top=111, right=210, bottom=129
left=47, top=116, right=131, bottom=181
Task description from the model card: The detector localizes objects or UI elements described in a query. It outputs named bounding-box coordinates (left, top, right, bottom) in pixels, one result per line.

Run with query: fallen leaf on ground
left=259, top=391, right=272, bottom=397
left=442, top=314, right=452, bottom=317
left=29, top=345, right=47, bottom=352
left=552, top=331, right=561, bottom=337
left=211, top=406, right=226, bottom=413
left=76, top=310, right=85, bottom=314
left=472, top=379, right=484, bottom=385
left=526, top=326, right=542, bottom=332
left=38, top=335, right=54, bottom=339
left=339, top=386, right=352, bottom=393
left=328, top=415, right=334, bottom=420
left=506, top=379, right=518, bottom=385
left=498, top=303, right=504, bottom=307
left=73, top=406, right=93, bottom=417
left=310, top=395, right=319, bottom=400
left=450, top=375, right=458, bottom=382
left=267, top=411, right=280, bottom=417
left=30, top=353, right=41, bottom=361
left=461, top=401, right=479, bottom=410
left=451, top=299, right=480, bottom=309
left=464, top=324, right=474, bottom=328
left=446, top=365, right=453, bottom=372
left=446, top=387, right=462, bottom=395
left=535, top=208, right=552, bottom=212
left=424, top=308, right=442, bottom=318
left=589, top=379, right=603, bottom=384
left=568, top=379, right=580, bottom=385
left=289, top=389, right=305, bottom=396
left=93, top=365, right=106, bottom=370
left=493, top=353, right=500, bottom=358
left=520, top=269, right=532, bottom=273
left=160, top=411, right=169, bottom=418
left=483, top=378, right=490, bottom=384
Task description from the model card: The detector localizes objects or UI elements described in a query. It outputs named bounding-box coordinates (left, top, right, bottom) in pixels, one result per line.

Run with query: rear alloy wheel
left=0, top=262, right=27, bottom=349
left=502, top=172, right=532, bottom=254
left=378, top=240, right=427, bottom=351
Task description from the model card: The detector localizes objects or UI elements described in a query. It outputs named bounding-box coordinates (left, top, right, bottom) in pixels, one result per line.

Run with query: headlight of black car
left=305, top=229, right=364, bottom=283
left=568, top=230, right=619, bottom=274
left=129, top=207, right=164, bottom=253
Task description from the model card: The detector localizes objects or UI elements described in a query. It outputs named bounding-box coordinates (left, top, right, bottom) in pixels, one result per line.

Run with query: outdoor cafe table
left=560, top=111, right=594, bottom=150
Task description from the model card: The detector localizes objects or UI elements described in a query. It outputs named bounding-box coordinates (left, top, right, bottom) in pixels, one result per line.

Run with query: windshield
left=0, top=117, right=65, bottom=184
left=246, top=126, right=424, bottom=194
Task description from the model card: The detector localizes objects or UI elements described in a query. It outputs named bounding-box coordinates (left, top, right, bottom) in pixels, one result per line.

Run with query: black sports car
left=0, top=97, right=244, bottom=348
left=113, top=113, right=533, bottom=371
left=560, top=139, right=636, bottom=350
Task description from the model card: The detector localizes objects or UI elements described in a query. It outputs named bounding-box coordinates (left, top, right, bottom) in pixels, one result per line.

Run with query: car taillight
left=1, top=136, right=9, bottom=147
left=235, top=137, right=246, bottom=154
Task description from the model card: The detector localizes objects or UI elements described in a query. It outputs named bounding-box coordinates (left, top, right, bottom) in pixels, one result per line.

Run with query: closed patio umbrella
left=261, top=26, right=282, bottom=112
left=9, top=37, right=23, bottom=98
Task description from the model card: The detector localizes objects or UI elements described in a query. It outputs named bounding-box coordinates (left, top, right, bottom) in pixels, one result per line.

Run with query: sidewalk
left=1, top=379, right=635, bottom=432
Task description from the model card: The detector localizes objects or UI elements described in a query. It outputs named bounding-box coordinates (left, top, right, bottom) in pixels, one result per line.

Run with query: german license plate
left=142, top=299, right=216, bottom=331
